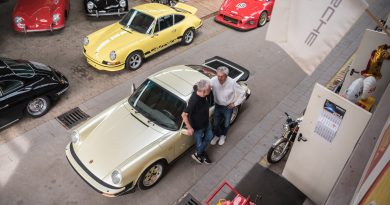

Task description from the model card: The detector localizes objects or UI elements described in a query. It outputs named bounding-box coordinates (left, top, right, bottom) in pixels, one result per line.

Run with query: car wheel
left=258, top=11, right=268, bottom=27
left=181, top=28, right=195, bottom=45
left=138, top=160, right=167, bottom=190
left=125, top=51, right=143, bottom=70
left=26, top=96, right=51, bottom=118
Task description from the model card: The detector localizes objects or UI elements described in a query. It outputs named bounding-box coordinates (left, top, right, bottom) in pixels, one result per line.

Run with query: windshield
left=3, top=59, right=35, bottom=78
left=119, top=9, right=155, bottom=34
left=128, top=80, right=186, bottom=131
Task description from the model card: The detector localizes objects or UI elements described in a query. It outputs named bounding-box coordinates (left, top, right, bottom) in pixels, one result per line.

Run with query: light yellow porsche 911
left=83, top=3, right=202, bottom=71
left=65, top=57, right=251, bottom=196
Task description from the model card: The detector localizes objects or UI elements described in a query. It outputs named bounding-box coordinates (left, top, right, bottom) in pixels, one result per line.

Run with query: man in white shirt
left=210, top=66, right=246, bottom=145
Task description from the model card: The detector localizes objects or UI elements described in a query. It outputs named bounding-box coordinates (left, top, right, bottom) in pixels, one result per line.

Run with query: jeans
left=213, top=104, right=233, bottom=137
left=194, top=122, right=213, bottom=155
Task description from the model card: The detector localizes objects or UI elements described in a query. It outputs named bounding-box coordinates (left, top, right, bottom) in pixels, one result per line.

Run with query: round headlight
left=109, top=51, right=116, bottom=61
left=111, top=170, right=122, bottom=184
left=283, top=124, right=289, bottom=131
left=87, top=1, right=95, bottom=10
left=119, top=0, right=126, bottom=8
left=52, top=14, right=60, bottom=23
left=71, top=130, right=80, bottom=144
left=83, top=37, right=89, bottom=46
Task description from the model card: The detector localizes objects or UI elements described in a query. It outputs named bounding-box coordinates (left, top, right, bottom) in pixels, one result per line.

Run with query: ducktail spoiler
left=174, top=3, right=198, bottom=14
left=203, top=56, right=250, bottom=82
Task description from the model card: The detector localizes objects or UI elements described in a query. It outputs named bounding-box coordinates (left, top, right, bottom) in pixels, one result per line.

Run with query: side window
left=156, top=15, right=174, bottom=32
left=174, top=15, right=185, bottom=24
left=0, top=80, right=23, bottom=96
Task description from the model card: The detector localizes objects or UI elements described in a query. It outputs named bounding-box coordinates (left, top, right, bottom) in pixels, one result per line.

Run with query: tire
left=267, top=138, right=289, bottom=164
left=138, top=160, right=167, bottom=190
left=125, top=51, right=143, bottom=70
left=229, top=105, right=240, bottom=125
left=258, top=11, right=268, bottom=27
left=26, top=96, right=51, bottom=118
left=181, top=28, right=195, bottom=45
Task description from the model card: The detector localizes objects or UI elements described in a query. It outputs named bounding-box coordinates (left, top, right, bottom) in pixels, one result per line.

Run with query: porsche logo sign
left=236, top=3, right=246, bottom=8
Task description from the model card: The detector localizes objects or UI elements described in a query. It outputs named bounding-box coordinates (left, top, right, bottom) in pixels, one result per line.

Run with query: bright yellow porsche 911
left=83, top=3, right=202, bottom=71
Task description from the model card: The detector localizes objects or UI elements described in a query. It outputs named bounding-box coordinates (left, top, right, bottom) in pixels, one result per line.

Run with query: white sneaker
left=218, top=135, right=226, bottom=145
left=210, top=136, right=219, bottom=145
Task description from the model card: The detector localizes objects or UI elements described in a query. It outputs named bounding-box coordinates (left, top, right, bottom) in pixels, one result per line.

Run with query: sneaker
left=202, top=153, right=212, bottom=164
left=210, top=136, right=220, bottom=145
left=191, top=153, right=203, bottom=164
left=218, top=135, right=226, bottom=145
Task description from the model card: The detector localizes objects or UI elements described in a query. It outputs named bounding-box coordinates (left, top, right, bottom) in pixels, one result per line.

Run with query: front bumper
left=83, top=50, right=125, bottom=71
left=86, top=8, right=128, bottom=17
left=65, top=143, right=131, bottom=196
left=13, top=23, right=65, bottom=33
left=214, top=12, right=257, bottom=31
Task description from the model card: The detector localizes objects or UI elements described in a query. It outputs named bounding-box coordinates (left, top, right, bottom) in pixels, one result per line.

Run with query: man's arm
left=233, top=82, right=247, bottom=107
left=181, top=112, right=194, bottom=136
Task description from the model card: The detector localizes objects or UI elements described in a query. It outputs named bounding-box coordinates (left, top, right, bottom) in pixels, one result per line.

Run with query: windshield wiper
left=121, top=26, right=133, bottom=34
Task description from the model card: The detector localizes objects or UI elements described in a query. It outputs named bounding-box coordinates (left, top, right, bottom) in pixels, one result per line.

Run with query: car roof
left=149, top=65, right=210, bottom=100
left=134, top=3, right=177, bottom=18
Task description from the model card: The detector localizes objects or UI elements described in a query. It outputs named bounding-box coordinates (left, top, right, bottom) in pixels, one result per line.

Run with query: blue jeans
left=194, top=122, right=213, bottom=155
left=213, top=104, right=233, bottom=137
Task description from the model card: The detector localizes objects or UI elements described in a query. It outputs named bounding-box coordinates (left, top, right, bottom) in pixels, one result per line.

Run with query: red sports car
left=12, top=0, right=70, bottom=32
left=215, top=0, right=275, bottom=30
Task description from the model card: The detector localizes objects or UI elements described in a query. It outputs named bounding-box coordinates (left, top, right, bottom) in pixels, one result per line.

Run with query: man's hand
left=228, top=103, right=235, bottom=109
left=187, top=127, right=194, bottom=136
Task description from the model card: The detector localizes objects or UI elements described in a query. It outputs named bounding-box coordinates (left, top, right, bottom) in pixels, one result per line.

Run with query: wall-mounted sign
left=314, top=100, right=346, bottom=143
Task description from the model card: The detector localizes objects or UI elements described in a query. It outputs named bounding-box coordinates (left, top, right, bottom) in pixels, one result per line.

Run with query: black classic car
left=0, top=57, right=69, bottom=130
left=85, top=0, right=128, bottom=17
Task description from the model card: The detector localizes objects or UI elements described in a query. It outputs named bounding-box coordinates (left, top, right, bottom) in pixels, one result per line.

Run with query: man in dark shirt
left=182, top=79, right=213, bottom=164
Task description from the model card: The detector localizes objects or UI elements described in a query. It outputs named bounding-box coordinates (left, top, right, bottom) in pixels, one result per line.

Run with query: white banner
left=266, top=0, right=368, bottom=75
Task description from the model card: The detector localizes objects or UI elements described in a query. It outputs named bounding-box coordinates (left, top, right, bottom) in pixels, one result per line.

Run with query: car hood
left=221, top=0, right=263, bottom=17
left=14, top=0, right=54, bottom=18
left=74, top=100, right=163, bottom=179
left=87, top=23, right=144, bottom=60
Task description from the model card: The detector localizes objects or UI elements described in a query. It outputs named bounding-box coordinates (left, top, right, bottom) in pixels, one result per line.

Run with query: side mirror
left=131, top=83, right=136, bottom=94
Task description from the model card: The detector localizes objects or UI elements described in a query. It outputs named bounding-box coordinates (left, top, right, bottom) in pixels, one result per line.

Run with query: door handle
left=172, top=29, right=176, bottom=32
left=0, top=104, right=9, bottom=110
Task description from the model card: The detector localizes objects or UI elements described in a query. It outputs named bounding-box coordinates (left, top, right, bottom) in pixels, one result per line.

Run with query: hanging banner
left=266, top=0, right=368, bottom=75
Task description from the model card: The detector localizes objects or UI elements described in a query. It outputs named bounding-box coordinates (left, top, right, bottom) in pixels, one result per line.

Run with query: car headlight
left=283, top=124, right=289, bottom=131
left=83, top=37, right=89, bottom=46
left=111, top=170, right=122, bottom=184
left=71, top=130, right=80, bottom=143
left=119, top=0, right=126, bottom=8
left=87, top=1, right=95, bottom=10
left=109, top=51, right=116, bottom=61
left=14, top=16, right=25, bottom=28
left=52, top=14, right=60, bottom=23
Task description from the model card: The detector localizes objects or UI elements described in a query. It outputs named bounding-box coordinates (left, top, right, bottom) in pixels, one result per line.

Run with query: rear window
left=187, top=65, right=216, bottom=78
left=3, top=59, right=35, bottom=78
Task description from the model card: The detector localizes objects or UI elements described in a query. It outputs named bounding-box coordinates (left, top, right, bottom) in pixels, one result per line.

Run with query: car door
left=152, top=15, right=177, bottom=53
left=0, top=79, right=25, bottom=128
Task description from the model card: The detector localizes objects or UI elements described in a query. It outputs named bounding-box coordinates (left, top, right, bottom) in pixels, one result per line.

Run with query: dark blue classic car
left=0, top=57, right=69, bottom=129
left=84, top=0, right=129, bottom=17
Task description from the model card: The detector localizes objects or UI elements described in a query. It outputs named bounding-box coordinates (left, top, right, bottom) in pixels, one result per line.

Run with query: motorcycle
left=151, top=0, right=178, bottom=6
left=266, top=112, right=306, bottom=164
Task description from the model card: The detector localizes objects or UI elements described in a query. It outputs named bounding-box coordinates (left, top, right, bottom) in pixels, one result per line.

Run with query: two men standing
left=182, top=66, right=246, bottom=164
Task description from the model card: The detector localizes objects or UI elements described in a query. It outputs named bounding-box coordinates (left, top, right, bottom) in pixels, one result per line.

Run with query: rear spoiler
left=203, top=56, right=250, bottom=82
left=174, top=3, right=198, bottom=14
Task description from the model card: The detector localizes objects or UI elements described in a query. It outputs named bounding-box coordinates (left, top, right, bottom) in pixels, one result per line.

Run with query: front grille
left=177, top=193, right=201, bottom=205
left=56, top=107, right=89, bottom=129
left=223, top=15, right=238, bottom=24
